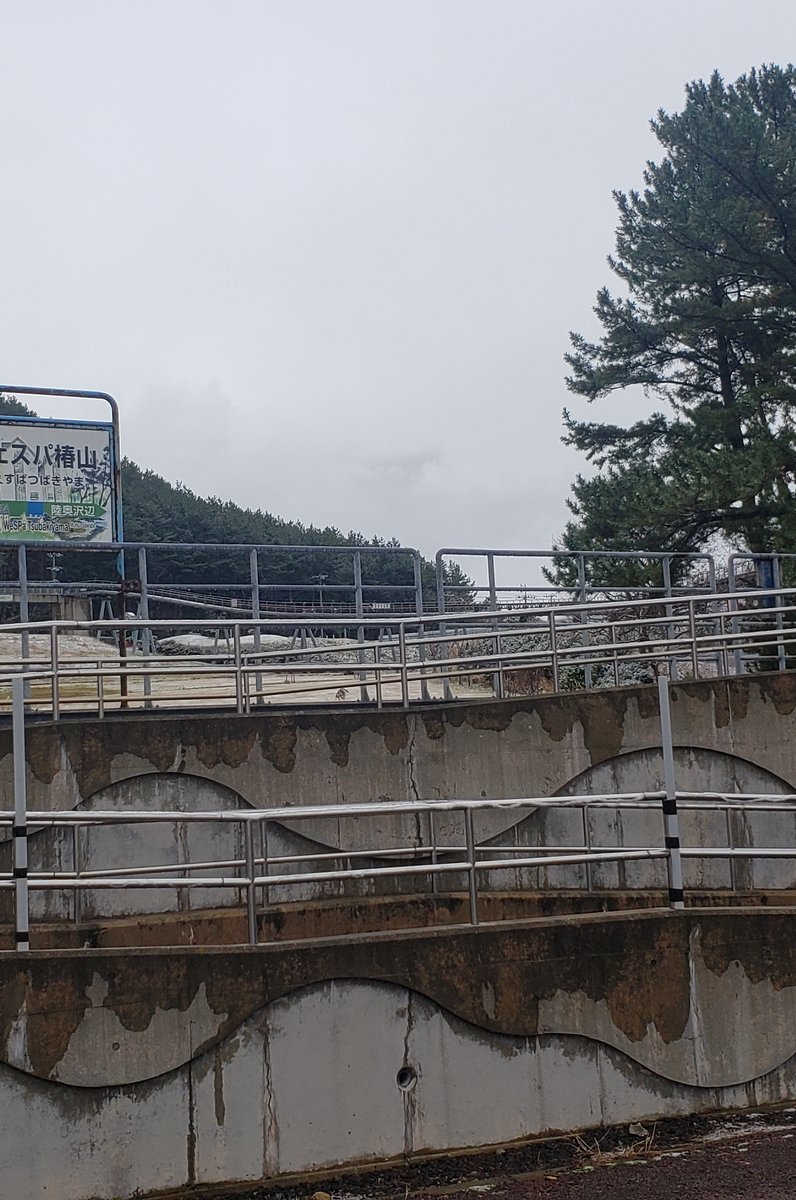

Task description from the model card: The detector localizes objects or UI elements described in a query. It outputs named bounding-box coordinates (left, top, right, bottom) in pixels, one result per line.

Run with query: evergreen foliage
left=556, top=64, right=796, bottom=586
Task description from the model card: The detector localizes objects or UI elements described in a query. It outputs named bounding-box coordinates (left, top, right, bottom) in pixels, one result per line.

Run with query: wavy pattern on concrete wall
left=3, top=913, right=796, bottom=1090
left=3, top=977, right=796, bottom=1200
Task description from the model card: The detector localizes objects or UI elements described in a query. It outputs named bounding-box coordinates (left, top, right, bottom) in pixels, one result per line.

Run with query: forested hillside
left=0, top=394, right=468, bottom=604
left=121, top=458, right=458, bottom=601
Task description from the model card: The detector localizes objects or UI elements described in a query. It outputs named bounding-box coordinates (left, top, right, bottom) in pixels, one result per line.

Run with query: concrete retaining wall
left=1, top=673, right=796, bottom=920
left=2, top=909, right=796, bottom=1198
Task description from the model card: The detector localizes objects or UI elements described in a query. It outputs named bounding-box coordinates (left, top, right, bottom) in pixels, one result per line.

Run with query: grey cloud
left=1, top=0, right=794, bottom=576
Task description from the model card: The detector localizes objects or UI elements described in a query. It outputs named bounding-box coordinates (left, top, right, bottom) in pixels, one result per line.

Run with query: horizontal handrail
left=0, top=580, right=794, bottom=716
left=5, top=788, right=796, bottom=826
left=2, top=783, right=796, bottom=950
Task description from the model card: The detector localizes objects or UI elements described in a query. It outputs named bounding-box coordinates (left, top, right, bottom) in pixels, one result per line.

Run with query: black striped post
left=657, top=672, right=685, bottom=909
left=12, top=677, right=29, bottom=950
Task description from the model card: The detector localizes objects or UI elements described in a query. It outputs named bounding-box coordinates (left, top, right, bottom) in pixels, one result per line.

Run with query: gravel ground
left=187, top=1108, right=796, bottom=1200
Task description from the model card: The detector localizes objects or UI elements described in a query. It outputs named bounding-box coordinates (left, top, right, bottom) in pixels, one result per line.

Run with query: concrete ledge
left=2, top=888, right=795, bottom=950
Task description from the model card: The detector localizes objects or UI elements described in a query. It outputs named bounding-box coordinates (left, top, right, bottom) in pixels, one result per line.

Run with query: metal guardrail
left=434, top=547, right=718, bottom=611
left=0, top=583, right=793, bottom=716
left=4, top=677, right=796, bottom=950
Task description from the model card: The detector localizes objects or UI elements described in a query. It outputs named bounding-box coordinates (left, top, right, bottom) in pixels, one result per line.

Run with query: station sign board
left=0, top=417, right=118, bottom=543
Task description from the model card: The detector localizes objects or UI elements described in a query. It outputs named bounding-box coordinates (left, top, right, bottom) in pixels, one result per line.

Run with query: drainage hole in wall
left=396, top=1066, right=417, bottom=1091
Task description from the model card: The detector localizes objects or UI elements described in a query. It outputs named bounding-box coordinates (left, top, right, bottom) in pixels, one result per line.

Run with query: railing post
left=353, top=551, right=370, bottom=703
left=707, top=556, right=723, bottom=677
left=398, top=622, right=409, bottom=708
left=116, top=548, right=129, bottom=711
left=688, top=597, right=699, bottom=678
left=138, top=547, right=153, bottom=709
left=436, top=552, right=454, bottom=702
left=260, top=818, right=270, bottom=929
left=610, top=621, right=619, bottom=687
left=662, top=556, right=678, bottom=681
left=487, top=553, right=503, bottom=699
left=12, top=678, right=30, bottom=951
left=463, top=805, right=479, bottom=925
left=434, top=551, right=447, bottom=616
left=72, top=824, right=82, bottom=926
left=249, top=549, right=263, bottom=705
left=728, top=555, right=743, bottom=675
left=50, top=624, right=60, bottom=720
left=576, top=555, right=592, bottom=689
left=374, top=639, right=384, bottom=708
left=773, top=555, right=787, bottom=672
left=413, top=552, right=430, bottom=702
left=725, top=807, right=738, bottom=894
left=548, top=610, right=559, bottom=692
left=428, top=807, right=439, bottom=895
left=233, top=624, right=244, bottom=714
left=17, top=545, right=30, bottom=700
left=657, top=672, right=685, bottom=910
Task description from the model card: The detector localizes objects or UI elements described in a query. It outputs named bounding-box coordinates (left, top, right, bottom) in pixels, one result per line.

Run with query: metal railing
left=435, top=547, right=718, bottom=612
left=4, top=677, right=796, bottom=950
left=0, top=582, right=793, bottom=716
left=7, top=788, right=796, bottom=949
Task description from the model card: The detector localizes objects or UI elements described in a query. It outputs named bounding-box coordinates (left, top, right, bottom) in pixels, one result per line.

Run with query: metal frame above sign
left=0, top=386, right=122, bottom=544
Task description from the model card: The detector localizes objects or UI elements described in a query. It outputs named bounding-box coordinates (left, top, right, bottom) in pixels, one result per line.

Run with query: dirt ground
left=191, top=1108, right=796, bottom=1200
left=439, top=1128, right=796, bottom=1199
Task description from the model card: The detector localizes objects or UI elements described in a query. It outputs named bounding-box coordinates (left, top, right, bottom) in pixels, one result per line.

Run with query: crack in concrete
left=263, top=1009, right=280, bottom=1176
left=407, top=718, right=423, bottom=848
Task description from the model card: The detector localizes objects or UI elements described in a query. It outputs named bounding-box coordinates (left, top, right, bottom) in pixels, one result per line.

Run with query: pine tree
left=557, top=65, right=796, bottom=582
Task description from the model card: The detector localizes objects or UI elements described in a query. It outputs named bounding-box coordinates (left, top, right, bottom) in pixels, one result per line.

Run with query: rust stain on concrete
left=55, top=721, right=181, bottom=796
left=0, top=681, right=677, bottom=804
left=699, top=914, right=796, bottom=991
left=576, top=693, right=629, bottom=766
left=537, top=701, right=578, bottom=745
left=258, top=721, right=298, bottom=774
left=728, top=678, right=751, bottom=721
left=713, top=682, right=732, bottom=730
left=420, top=712, right=446, bottom=741
left=378, top=714, right=410, bottom=756
left=762, top=673, right=796, bottom=717
left=0, top=972, right=26, bottom=1060
left=535, top=691, right=638, bottom=765
left=0, top=960, right=94, bottom=1080
left=5, top=909, right=787, bottom=1083
left=461, top=705, right=518, bottom=734
left=101, top=958, right=201, bottom=1031
left=192, top=727, right=257, bottom=771
left=61, top=726, right=117, bottom=795
left=325, top=726, right=351, bottom=768
left=213, top=1045, right=226, bottom=1126
left=25, top=727, right=63, bottom=786
left=320, top=713, right=410, bottom=764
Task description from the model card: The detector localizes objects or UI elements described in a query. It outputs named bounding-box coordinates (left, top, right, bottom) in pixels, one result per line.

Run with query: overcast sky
left=2, top=0, right=794, bottom=573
